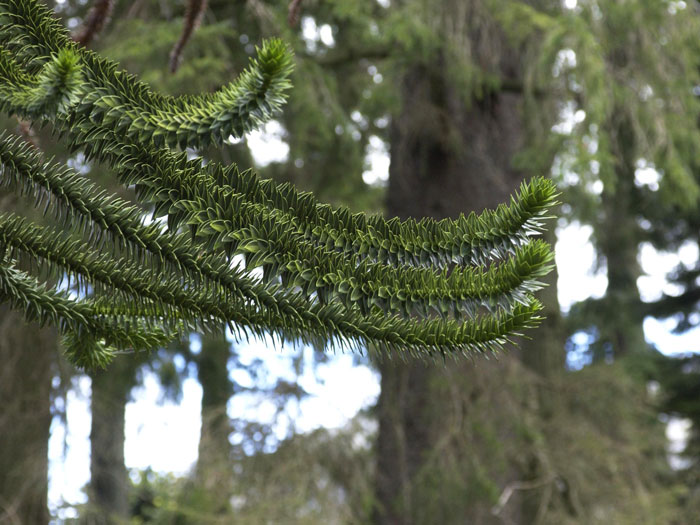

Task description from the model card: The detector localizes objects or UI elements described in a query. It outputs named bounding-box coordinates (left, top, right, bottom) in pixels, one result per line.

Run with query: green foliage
left=655, top=353, right=700, bottom=480
left=122, top=418, right=374, bottom=524
left=549, top=0, right=700, bottom=206
left=0, top=0, right=556, bottom=368
left=111, top=359, right=690, bottom=524
left=385, top=358, right=687, bottom=524
left=0, top=46, right=82, bottom=118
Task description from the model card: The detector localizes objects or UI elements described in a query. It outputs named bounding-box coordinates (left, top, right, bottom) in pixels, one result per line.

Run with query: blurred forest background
left=2, top=0, right=700, bottom=523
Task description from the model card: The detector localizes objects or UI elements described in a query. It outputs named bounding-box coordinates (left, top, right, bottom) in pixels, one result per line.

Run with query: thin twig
left=491, top=475, right=555, bottom=517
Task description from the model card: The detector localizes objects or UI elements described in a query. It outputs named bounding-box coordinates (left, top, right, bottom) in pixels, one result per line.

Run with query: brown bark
left=72, top=0, right=116, bottom=47
left=169, top=0, right=209, bottom=73
left=0, top=307, right=55, bottom=525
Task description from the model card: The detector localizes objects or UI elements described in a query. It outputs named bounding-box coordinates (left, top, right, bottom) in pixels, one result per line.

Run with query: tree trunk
left=374, top=47, right=563, bottom=524
left=0, top=307, right=54, bottom=525
left=597, top=186, right=646, bottom=358
left=88, top=358, right=137, bottom=523
left=520, top=226, right=566, bottom=376
left=375, top=66, right=525, bottom=524
left=196, top=332, right=234, bottom=513
left=596, top=119, right=647, bottom=358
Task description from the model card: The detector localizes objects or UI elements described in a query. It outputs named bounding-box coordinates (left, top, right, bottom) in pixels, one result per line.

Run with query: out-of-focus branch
left=169, top=0, right=208, bottom=73
left=15, top=120, right=39, bottom=149
left=308, top=47, right=391, bottom=67
left=491, top=476, right=555, bottom=518
left=288, top=0, right=303, bottom=27
left=72, top=0, right=115, bottom=47
left=126, top=0, right=146, bottom=19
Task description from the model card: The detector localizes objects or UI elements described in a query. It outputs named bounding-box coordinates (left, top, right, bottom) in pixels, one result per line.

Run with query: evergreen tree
left=10, top=2, right=698, bottom=523
left=195, top=333, right=235, bottom=514
left=655, top=352, right=700, bottom=516
left=0, top=0, right=555, bottom=373
left=372, top=1, right=566, bottom=521
left=0, top=3, right=556, bottom=523
left=357, top=0, right=700, bottom=521
left=558, top=0, right=700, bottom=360
left=87, top=357, right=139, bottom=523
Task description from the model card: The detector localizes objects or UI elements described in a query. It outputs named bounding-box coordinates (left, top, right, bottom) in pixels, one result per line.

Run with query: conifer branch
left=0, top=133, right=549, bottom=357
left=0, top=47, right=82, bottom=118
left=0, top=261, right=175, bottom=354
left=0, top=0, right=558, bottom=367
left=1, top=0, right=294, bottom=147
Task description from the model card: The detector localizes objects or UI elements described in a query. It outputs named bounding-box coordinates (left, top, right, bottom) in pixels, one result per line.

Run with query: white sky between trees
left=47, top=2, right=700, bottom=518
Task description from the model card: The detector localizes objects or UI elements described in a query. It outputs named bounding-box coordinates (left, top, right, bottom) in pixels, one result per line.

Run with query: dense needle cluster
left=0, top=0, right=557, bottom=368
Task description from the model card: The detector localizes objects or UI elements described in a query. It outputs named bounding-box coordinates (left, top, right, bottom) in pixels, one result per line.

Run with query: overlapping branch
left=0, top=0, right=557, bottom=368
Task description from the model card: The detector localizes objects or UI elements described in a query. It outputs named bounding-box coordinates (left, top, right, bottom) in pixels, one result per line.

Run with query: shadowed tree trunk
left=0, top=307, right=55, bottom=525
left=597, top=181, right=647, bottom=358
left=88, top=358, right=138, bottom=523
left=521, top=226, right=566, bottom=376
left=196, top=332, right=234, bottom=513
left=596, top=117, right=647, bottom=359
left=374, top=41, right=563, bottom=523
